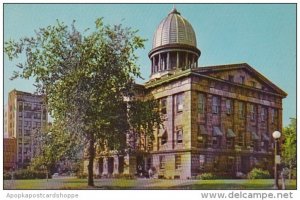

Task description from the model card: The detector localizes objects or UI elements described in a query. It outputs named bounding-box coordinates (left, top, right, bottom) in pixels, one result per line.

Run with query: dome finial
left=169, top=4, right=180, bottom=15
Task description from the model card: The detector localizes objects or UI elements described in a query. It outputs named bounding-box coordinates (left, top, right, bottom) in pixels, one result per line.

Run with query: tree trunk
left=88, top=132, right=95, bottom=186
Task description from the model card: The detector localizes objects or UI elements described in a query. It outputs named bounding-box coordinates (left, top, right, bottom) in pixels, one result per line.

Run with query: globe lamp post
left=272, top=131, right=281, bottom=189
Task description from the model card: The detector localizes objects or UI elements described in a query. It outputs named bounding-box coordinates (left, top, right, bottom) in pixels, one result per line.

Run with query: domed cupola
left=149, top=7, right=201, bottom=79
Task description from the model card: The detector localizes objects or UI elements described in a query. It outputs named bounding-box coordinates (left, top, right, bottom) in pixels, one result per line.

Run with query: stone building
left=6, top=89, right=48, bottom=168
left=85, top=7, right=287, bottom=179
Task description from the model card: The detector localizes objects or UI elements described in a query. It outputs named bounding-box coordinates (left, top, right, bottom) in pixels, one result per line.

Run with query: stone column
left=123, top=154, right=136, bottom=175
left=158, top=54, right=161, bottom=72
left=93, top=159, right=99, bottom=176
left=102, top=157, right=108, bottom=176
left=167, top=52, right=170, bottom=70
left=151, top=58, right=153, bottom=74
left=153, top=56, right=156, bottom=73
left=176, top=52, right=179, bottom=69
left=113, top=155, right=119, bottom=175
left=192, top=55, right=195, bottom=68
left=185, top=53, right=188, bottom=69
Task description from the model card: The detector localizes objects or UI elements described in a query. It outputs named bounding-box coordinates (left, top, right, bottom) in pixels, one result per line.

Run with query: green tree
left=5, top=18, right=161, bottom=186
left=282, top=118, right=296, bottom=179
left=30, top=121, right=82, bottom=177
left=127, top=99, right=162, bottom=151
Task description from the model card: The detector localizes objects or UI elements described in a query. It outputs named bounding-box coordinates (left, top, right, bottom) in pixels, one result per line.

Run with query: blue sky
left=3, top=4, right=296, bottom=126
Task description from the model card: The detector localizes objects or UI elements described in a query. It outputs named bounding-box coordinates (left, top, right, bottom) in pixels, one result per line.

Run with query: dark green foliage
left=282, top=118, right=296, bottom=179
left=3, top=172, right=12, bottom=180
left=247, top=168, right=271, bottom=179
left=3, top=170, right=51, bottom=180
left=112, top=174, right=136, bottom=179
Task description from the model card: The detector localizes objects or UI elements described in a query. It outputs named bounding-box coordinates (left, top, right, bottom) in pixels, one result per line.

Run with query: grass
left=3, top=178, right=296, bottom=190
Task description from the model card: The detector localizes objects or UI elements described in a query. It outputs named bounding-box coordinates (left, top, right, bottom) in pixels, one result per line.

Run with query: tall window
left=18, top=103, right=23, bottom=112
left=198, top=125, right=208, bottom=148
left=176, top=127, right=183, bottom=144
left=159, top=156, right=165, bottom=169
left=238, top=132, right=244, bottom=146
left=271, top=108, right=278, bottom=124
left=238, top=102, right=245, bottom=119
left=175, top=155, right=182, bottom=169
left=24, top=103, right=31, bottom=111
left=250, top=104, right=256, bottom=121
left=161, top=130, right=167, bottom=145
left=175, top=93, right=183, bottom=113
left=198, top=93, right=206, bottom=114
left=225, top=99, right=232, bottom=115
left=212, top=96, right=220, bottom=114
left=261, top=107, right=267, bottom=122
left=160, top=98, right=167, bottom=115
left=199, top=155, right=205, bottom=170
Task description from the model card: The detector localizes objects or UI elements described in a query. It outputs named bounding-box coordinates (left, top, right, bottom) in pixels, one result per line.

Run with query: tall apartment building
left=7, top=89, right=48, bottom=168
left=4, top=104, right=8, bottom=137
left=84, top=8, right=287, bottom=179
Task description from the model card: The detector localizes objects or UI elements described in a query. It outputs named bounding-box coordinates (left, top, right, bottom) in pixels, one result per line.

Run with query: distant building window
left=176, top=127, right=183, bottom=144
left=175, top=155, right=182, bottom=169
left=34, top=113, right=41, bottom=119
left=159, top=156, right=165, bottom=169
left=18, top=103, right=23, bottom=112
left=18, top=120, right=22, bottom=127
left=175, top=93, right=184, bottom=113
left=250, top=104, right=256, bottom=121
left=228, top=75, right=234, bottom=82
left=24, top=112, right=31, bottom=118
left=238, top=102, right=245, bottom=119
left=225, top=99, right=232, bottom=115
left=160, top=98, right=167, bottom=115
left=212, top=96, right=220, bottom=114
left=198, top=93, right=206, bottom=114
left=24, top=103, right=31, bottom=111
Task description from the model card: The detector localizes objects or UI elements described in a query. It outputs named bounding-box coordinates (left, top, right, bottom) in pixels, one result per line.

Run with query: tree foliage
left=282, top=118, right=296, bottom=179
left=5, top=18, right=161, bottom=186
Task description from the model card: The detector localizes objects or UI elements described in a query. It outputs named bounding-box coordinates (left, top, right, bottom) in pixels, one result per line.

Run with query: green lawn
left=3, top=178, right=296, bottom=190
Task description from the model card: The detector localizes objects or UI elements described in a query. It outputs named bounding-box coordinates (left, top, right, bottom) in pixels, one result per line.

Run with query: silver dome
left=152, top=8, right=197, bottom=49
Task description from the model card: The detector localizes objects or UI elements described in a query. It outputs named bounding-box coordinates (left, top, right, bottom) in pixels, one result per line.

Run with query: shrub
left=247, top=168, right=271, bottom=179
left=113, top=174, right=135, bottom=179
left=77, top=173, right=88, bottom=179
left=3, top=172, right=12, bottom=180
left=196, top=173, right=216, bottom=180
left=11, top=169, right=50, bottom=180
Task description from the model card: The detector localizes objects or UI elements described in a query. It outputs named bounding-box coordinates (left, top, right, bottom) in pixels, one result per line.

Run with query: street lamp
left=272, top=131, right=281, bottom=189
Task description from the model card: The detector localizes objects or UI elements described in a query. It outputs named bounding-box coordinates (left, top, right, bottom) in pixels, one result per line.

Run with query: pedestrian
left=148, top=168, right=153, bottom=179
